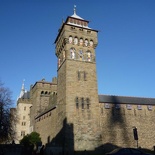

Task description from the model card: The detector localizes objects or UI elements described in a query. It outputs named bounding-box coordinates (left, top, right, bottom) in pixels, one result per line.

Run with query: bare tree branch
left=0, top=80, right=15, bottom=143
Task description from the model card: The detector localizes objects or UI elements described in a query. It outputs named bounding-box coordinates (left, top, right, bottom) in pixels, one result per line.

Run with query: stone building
left=14, top=7, right=155, bottom=154
left=14, top=81, right=32, bottom=143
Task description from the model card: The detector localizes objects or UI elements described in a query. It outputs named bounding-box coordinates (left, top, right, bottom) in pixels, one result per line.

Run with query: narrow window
left=86, top=98, right=90, bottom=109
left=79, top=38, right=83, bottom=45
left=79, top=49, right=83, bottom=60
left=87, top=51, right=91, bottom=61
left=84, top=71, right=87, bottom=81
left=78, top=71, right=80, bottom=80
left=24, top=107, right=26, bottom=111
left=74, top=37, right=78, bottom=45
left=101, top=108, right=103, bottom=114
left=76, top=97, right=79, bottom=109
left=90, top=40, right=93, bottom=47
left=70, top=48, right=76, bottom=59
left=69, top=36, right=73, bottom=43
left=81, top=97, right=84, bottom=109
left=84, top=39, right=88, bottom=47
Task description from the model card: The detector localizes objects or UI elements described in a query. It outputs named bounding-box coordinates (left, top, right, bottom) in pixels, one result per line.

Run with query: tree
left=0, top=81, right=15, bottom=143
left=20, top=132, right=42, bottom=148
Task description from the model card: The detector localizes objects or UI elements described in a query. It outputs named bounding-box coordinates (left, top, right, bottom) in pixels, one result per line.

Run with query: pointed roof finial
left=19, top=79, right=25, bottom=98
left=22, top=79, right=25, bottom=90
left=74, top=5, right=76, bottom=15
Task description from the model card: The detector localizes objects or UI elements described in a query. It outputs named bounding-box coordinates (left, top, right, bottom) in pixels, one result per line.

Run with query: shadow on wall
left=44, top=118, right=74, bottom=155
left=105, top=96, right=131, bottom=147
left=40, top=101, right=155, bottom=155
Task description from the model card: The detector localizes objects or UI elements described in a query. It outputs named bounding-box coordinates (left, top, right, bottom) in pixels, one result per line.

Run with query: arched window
left=70, top=47, right=76, bottom=59
left=69, top=36, right=73, bottom=44
left=74, top=37, right=78, bottom=45
left=79, top=49, right=83, bottom=60
left=79, top=38, right=83, bottom=46
left=90, top=40, right=93, bottom=47
left=87, top=51, right=91, bottom=61
left=84, top=39, right=88, bottom=46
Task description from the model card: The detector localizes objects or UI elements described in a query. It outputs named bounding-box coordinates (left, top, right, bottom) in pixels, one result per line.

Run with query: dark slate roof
left=99, top=94, right=155, bottom=105
left=22, top=91, right=30, bottom=99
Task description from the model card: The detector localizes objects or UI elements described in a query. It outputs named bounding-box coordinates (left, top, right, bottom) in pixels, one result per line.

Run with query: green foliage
left=20, top=132, right=41, bottom=147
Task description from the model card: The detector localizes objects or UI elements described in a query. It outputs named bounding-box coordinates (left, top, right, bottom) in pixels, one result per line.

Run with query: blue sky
left=0, top=0, right=155, bottom=106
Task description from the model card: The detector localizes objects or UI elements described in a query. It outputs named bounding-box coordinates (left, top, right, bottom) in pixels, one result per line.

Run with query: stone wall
left=100, top=103, right=155, bottom=151
left=35, top=107, right=57, bottom=145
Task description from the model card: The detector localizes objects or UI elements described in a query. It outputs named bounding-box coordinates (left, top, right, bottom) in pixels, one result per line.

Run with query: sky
left=0, top=0, right=155, bottom=107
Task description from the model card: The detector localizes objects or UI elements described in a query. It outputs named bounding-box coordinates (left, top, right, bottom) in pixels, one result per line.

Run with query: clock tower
left=55, top=7, right=101, bottom=151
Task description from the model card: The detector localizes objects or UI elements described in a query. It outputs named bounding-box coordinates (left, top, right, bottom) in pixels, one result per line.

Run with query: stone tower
left=55, top=7, right=101, bottom=151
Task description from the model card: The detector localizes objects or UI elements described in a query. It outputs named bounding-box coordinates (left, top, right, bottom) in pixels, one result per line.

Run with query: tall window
left=79, top=49, right=83, bottom=60
left=79, top=38, right=83, bottom=45
left=70, top=48, right=76, bottom=59
left=86, top=98, right=90, bottom=109
left=75, top=97, right=79, bottom=109
left=77, top=71, right=81, bottom=80
left=84, top=39, right=88, bottom=46
left=90, top=40, right=93, bottom=47
left=87, top=51, right=91, bottom=61
left=69, top=36, right=73, bottom=43
left=84, top=71, right=87, bottom=81
left=81, top=98, right=84, bottom=109
left=74, top=37, right=78, bottom=45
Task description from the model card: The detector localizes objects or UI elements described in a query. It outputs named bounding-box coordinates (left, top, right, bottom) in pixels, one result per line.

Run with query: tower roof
left=19, top=80, right=25, bottom=98
left=71, top=5, right=84, bottom=20
left=54, top=6, right=98, bottom=44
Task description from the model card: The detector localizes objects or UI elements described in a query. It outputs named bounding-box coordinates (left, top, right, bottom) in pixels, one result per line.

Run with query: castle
left=15, top=7, right=155, bottom=154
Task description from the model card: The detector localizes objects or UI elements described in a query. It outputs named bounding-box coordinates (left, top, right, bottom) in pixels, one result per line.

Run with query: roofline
left=54, top=22, right=98, bottom=44
left=35, top=105, right=56, bottom=119
left=66, top=16, right=89, bottom=23
left=99, top=94, right=155, bottom=105
left=32, top=81, right=57, bottom=89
